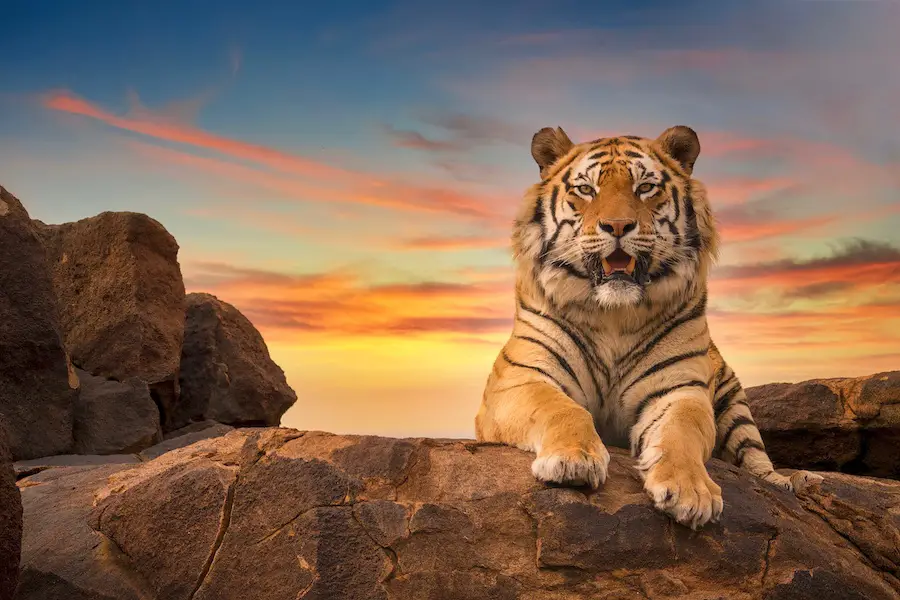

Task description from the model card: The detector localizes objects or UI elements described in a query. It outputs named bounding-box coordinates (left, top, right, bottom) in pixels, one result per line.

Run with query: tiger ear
left=531, top=126, right=574, bottom=177
left=656, top=126, right=701, bottom=175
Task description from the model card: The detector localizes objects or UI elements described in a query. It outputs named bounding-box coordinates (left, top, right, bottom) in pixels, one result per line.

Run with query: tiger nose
left=598, top=219, right=637, bottom=238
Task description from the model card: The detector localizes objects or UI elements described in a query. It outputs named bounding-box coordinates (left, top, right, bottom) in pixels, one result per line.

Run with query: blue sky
left=2, top=0, right=898, bottom=436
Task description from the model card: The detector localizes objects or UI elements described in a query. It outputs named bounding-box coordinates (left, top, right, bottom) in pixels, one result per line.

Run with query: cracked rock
left=747, top=371, right=900, bottom=478
left=13, top=429, right=900, bottom=599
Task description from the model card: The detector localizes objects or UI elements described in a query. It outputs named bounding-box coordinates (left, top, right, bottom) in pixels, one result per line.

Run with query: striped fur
left=475, top=127, right=822, bottom=529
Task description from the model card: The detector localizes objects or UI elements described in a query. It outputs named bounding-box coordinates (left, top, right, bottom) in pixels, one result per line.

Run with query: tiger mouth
left=601, top=248, right=636, bottom=277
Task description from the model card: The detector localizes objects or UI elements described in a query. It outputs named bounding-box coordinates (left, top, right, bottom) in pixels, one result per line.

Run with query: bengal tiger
left=475, top=125, right=822, bottom=529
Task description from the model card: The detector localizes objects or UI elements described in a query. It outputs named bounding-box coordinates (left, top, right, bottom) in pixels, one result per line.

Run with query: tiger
left=475, top=125, right=822, bottom=529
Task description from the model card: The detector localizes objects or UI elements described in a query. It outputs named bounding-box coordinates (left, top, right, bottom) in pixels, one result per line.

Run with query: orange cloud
left=392, top=235, right=508, bottom=251
left=125, top=139, right=506, bottom=221
left=717, top=214, right=839, bottom=243
left=182, top=261, right=514, bottom=342
left=43, top=89, right=353, bottom=179
left=711, top=238, right=900, bottom=298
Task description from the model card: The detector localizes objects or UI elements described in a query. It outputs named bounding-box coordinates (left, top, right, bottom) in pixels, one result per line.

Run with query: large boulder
left=1, top=422, right=23, bottom=600
left=172, top=293, right=296, bottom=431
left=0, top=186, right=76, bottom=460
left=72, top=369, right=162, bottom=455
left=14, top=429, right=900, bottom=599
left=35, top=211, right=186, bottom=430
left=747, top=371, right=900, bottom=478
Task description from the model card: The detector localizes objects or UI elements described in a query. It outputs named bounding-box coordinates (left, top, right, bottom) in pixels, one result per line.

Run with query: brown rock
left=138, top=420, right=233, bottom=461
left=1, top=422, right=23, bottom=600
left=72, top=369, right=161, bottom=455
left=36, top=211, right=185, bottom=429
left=14, top=463, right=152, bottom=600
left=747, top=371, right=900, bottom=478
left=173, top=293, right=296, bottom=430
left=0, top=186, right=75, bottom=460
left=14, top=430, right=900, bottom=600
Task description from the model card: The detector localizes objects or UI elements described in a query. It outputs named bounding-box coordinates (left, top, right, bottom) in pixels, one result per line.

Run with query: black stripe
left=549, top=185, right=559, bottom=226
left=683, top=185, right=701, bottom=250
left=623, top=150, right=644, bottom=158
left=734, top=439, right=766, bottom=467
left=501, top=350, right=570, bottom=397
left=550, top=260, right=590, bottom=280
left=619, top=293, right=707, bottom=378
left=532, top=193, right=545, bottom=224
left=545, top=219, right=574, bottom=252
left=714, top=384, right=742, bottom=420
left=620, top=348, right=709, bottom=401
left=715, top=372, right=736, bottom=396
left=719, top=415, right=755, bottom=451
left=635, top=402, right=673, bottom=456
left=588, top=151, right=609, bottom=160
left=634, top=379, right=708, bottom=426
left=671, top=186, right=681, bottom=221
left=515, top=335, right=582, bottom=396
left=518, top=301, right=606, bottom=404
left=633, top=380, right=708, bottom=455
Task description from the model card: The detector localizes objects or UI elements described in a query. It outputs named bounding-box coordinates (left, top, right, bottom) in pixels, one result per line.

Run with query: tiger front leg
left=476, top=380, right=610, bottom=488
left=631, top=387, right=723, bottom=529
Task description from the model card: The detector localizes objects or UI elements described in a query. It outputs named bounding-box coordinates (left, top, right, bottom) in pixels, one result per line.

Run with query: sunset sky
left=2, top=1, right=898, bottom=438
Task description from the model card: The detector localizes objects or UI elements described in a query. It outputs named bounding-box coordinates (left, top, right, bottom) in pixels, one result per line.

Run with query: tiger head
left=513, top=125, right=718, bottom=310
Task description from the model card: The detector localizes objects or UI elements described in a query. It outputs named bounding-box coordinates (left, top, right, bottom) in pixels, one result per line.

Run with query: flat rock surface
left=14, top=429, right=900, bottom=600
left=0, top=186, right=76, bottom=460
left=173, top=293, right=296, bottom=430
left=36, top=211, right=185, bottom=429
left=747, top=371, right=900, bottom=478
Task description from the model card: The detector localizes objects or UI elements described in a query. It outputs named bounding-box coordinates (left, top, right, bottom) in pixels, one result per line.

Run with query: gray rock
left=173, top=293, right=296, bottom=430
left=73, top=369, right=162, bottom=455
left=0, top=186, right=76, bottom=460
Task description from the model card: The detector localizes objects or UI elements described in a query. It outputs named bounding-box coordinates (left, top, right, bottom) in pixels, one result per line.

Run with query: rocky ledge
left=748, top=371, right=900, bottom=479
left=14, top=429, right=900, bottom=600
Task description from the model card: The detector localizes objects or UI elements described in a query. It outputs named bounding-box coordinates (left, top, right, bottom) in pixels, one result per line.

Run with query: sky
left=2, top=0, right=899, bottom=438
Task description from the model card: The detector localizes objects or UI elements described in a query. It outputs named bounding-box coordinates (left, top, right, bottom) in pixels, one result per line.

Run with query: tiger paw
left=532, top=441, right=610, bottom=489
left=642, top=454, right=723, bottom=530
left=762, top=469, right=824, bottom=494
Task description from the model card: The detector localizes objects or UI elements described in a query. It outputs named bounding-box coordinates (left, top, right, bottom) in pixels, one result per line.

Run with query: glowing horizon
left=2, top=1, right=898, bottom=438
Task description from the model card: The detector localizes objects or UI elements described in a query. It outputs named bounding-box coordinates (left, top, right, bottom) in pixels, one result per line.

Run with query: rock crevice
left=15, top=430, right=900, bottom=600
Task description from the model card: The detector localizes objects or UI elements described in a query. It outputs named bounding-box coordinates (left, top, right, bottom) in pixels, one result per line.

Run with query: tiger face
left=517, top=125, right=717, bottom=309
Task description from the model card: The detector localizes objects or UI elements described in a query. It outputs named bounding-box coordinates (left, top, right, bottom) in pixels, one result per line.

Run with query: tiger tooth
left=626, top=256, right=636, bottom=275
left=601, top=257, right=612, bottom=274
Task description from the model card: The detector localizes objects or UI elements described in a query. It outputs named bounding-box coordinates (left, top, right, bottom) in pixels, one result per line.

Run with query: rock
left=35, top=211, right=185, bottom=430
left=173, top=293, right=296, bottom=430
left=0, top=186, right=76, bottom=460
left=15, top=463, right=151, bottom=600
left=138, top=421, right=233, bottom=461
left=747, top=371, right=900, bottom=478
left=14, top=429, right=900, bottom=599
left=72, top=369, right=161, bottom=455
left=1, top=422, right=23, bottom=600
left=14, top=454, right=141, bottom=481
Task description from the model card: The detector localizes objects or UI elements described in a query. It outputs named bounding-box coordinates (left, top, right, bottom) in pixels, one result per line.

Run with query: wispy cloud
left=711, top=238, right=900, bottom=298
left=182, top=261, right=513, bottom=340
left=42, top=89, right=349, bottom=179
left=392, top=235, right=507, bottom=251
